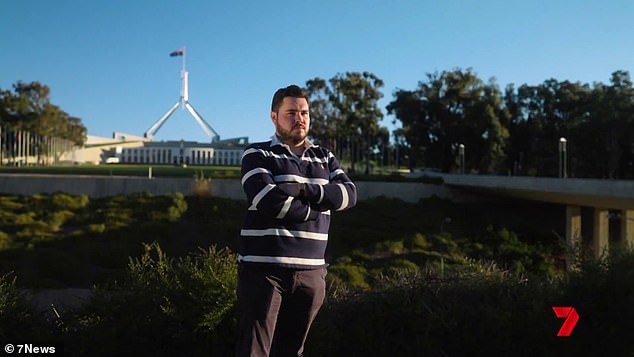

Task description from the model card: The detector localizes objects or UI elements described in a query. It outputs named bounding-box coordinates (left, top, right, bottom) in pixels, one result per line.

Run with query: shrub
left=48, top=210, right=75, bottom=231
left=467, top=225, right=554, bottom=277
left=0, top=231, right=11, bottom=250
left=407, top=233, right=431, bottom=251
left=12, top=212, right=36, bottom=225
left=328, top=264, right=370, bottom=290
left=308, top=262, right=556, bottom=357
left=0, top=273, right=51, bottom=342
left=383, top=259, right=420, bottom=276
left=373, top=240, right=406, bottom=255
left=15, top=221, right=52, bottom=240
left=72, top=242, right=238, bottom=356
left=0, top=196, right=23, bottom=211
left=51, top=193, right=89, bottom=211
left=87, top=224, right=106, bottom=234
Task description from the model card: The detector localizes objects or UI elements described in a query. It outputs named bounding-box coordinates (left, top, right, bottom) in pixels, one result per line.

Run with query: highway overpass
left=433, top=173, right=634, bottom=269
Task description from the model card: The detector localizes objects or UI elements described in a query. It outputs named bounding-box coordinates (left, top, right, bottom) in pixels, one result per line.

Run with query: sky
left=1, top=0, right=633, bottom=144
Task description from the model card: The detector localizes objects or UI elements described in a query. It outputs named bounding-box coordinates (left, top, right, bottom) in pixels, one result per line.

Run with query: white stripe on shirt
left=330, top=169, right=345, bottom=179
left=242, top=167, right=272, bottom=186
left=249, top=184, right=275, bottom=210
left=238, top=254, right=325, bottom=266
left=336, top=183, right=349, bottom=211
left=276, top=196, right=294, bottom=219
left=274, top=175, right=329, bottom=185
left=241, top=228, right=328, bottom=241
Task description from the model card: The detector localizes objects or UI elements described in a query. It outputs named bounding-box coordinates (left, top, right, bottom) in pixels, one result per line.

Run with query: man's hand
left=278, top=183, right=306, bottom=198
left=278, top=182, right=323, bottom=203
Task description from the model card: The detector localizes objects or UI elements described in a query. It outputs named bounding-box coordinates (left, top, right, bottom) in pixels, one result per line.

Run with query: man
left=237, top=85, right=357, bottom=357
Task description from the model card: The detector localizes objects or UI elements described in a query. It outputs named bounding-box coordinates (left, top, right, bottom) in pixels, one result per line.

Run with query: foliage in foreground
left=69, top=242, right=238, bottom=356
left=1, top=193, right=630, bottom=355
left=308, top=252, right=634, bottom=356
left=1, top=249, right=633, bottom=356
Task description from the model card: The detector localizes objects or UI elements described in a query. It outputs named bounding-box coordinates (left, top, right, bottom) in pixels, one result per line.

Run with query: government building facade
left=119, top=137, right=247, bottom=166
left=70, top=132, right=248, bottom=166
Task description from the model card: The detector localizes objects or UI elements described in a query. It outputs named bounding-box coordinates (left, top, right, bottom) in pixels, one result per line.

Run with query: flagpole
left=182, top=46, right=186, bottom=74
left=181, top=46, right=189, bottom=105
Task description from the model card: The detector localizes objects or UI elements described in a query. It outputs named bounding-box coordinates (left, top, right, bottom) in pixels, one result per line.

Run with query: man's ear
left=270, top=111, right=277, bottom=124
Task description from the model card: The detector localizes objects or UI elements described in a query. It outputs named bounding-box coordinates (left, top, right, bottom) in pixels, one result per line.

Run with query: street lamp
left=559, top=137, right=567, bottom=178
left=458, top=144, right=465, bottom=174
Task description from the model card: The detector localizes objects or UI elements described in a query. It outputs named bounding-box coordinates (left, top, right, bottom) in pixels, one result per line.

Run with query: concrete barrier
left=0, top=174, right=197, bottom=198
left=0, top=174, right=452, bottom=202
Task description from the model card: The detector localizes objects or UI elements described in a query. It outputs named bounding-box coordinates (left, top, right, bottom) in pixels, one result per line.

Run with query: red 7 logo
left=552, top=306, right=579, bottom=336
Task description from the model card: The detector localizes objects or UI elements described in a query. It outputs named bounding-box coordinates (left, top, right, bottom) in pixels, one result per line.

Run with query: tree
left=576, top=71, right=634, bottom=178
left=305, top=72, right=385, bottom=173
left=386, top=89, right=428, bottom=169
left=305, top=78, right=338, bottom=149
left=387, top=68, right=509, bottom=173
left=503, top=73, right=634, bottom=179
left=0, top=81, right=86, bottom=146
left=504, top=79, right=593, bottom=177
left=602, top=71, right=634, bottom=178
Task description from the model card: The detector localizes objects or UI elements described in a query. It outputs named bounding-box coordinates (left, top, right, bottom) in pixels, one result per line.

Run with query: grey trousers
left=236, top=265, right=326, bottom=357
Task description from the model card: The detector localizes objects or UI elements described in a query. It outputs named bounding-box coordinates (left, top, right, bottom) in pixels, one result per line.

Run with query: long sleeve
left=238, top=139, right=353, bottom=269
left=311, top=152, right=357, bottom=212
left=241, top=146, right=320, bottom=222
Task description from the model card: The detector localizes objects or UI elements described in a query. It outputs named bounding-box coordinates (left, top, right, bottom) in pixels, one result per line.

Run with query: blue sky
left=2, top=0, right=633, bottom=144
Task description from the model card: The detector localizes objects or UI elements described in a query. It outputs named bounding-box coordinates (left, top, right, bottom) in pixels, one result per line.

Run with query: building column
left=621, top=210, right=634, bottom=250
left=565, top=206, right=582, bottom=270
left=592, top=208, right=610, bottom=259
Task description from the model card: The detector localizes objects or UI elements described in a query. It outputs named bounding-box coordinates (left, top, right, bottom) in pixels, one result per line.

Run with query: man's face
left=271, top=96, right=310, bottom=146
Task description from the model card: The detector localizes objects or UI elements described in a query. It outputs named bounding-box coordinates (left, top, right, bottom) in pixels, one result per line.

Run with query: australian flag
left=169, top=48, right=184, bottom=57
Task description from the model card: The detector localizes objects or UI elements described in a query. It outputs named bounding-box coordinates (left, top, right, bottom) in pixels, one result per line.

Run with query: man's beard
left=276, top=123, right=307, bottom=146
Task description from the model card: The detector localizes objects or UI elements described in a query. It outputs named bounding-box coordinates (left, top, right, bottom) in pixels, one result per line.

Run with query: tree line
left=3, top=72, right=633, bottom=179
left=0, top=81, right=86, bottom=165
left=307, top=69, right=634, bottom=179
left=0, top=81, right=86, bottom=145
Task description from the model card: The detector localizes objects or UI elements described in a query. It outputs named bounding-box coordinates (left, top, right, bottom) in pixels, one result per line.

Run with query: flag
left=169, top=48, right=184, bottom=57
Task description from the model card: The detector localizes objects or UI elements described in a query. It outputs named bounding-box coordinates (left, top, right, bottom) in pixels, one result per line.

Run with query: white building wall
left=120, top=145, right=242, bottom=166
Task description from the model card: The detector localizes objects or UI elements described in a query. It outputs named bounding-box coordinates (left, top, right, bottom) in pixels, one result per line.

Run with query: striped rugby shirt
left=239, top=135, right=357, bottom=269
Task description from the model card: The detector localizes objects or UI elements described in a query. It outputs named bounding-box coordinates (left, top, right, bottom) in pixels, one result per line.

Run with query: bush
left=48, top=210, right=75, bottom=231
left=328, top=264, right=370, bottom=290
left=467, top=225, right=555, bottom=277
left=407, top=233, right=431, bottom=251
left=51, top=193, right=89, bottom=211
left=383, top=259, right=420, bottom=276
left=309, top=262, right=549, bottom=356
left=72, top=242, right=238, bottom=356
left=0, top=273, right=51, bottom=342
left=0, top=231, right=11, bottom=250
left=308, top=252, right=634, bottom=356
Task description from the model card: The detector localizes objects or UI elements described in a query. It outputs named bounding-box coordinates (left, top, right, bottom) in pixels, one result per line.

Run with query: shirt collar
left=270, top=134, right=317, bottom=149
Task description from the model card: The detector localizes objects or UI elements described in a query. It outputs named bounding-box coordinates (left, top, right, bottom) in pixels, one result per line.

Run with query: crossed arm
left=241, top=150, right=357, bottom=222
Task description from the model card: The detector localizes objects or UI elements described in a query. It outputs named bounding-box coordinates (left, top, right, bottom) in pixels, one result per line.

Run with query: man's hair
left=271, top=85, right=310, bottom=113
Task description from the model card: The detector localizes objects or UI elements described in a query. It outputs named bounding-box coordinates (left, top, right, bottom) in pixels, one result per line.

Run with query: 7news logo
left=552, top=306, right=579, bottom=336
